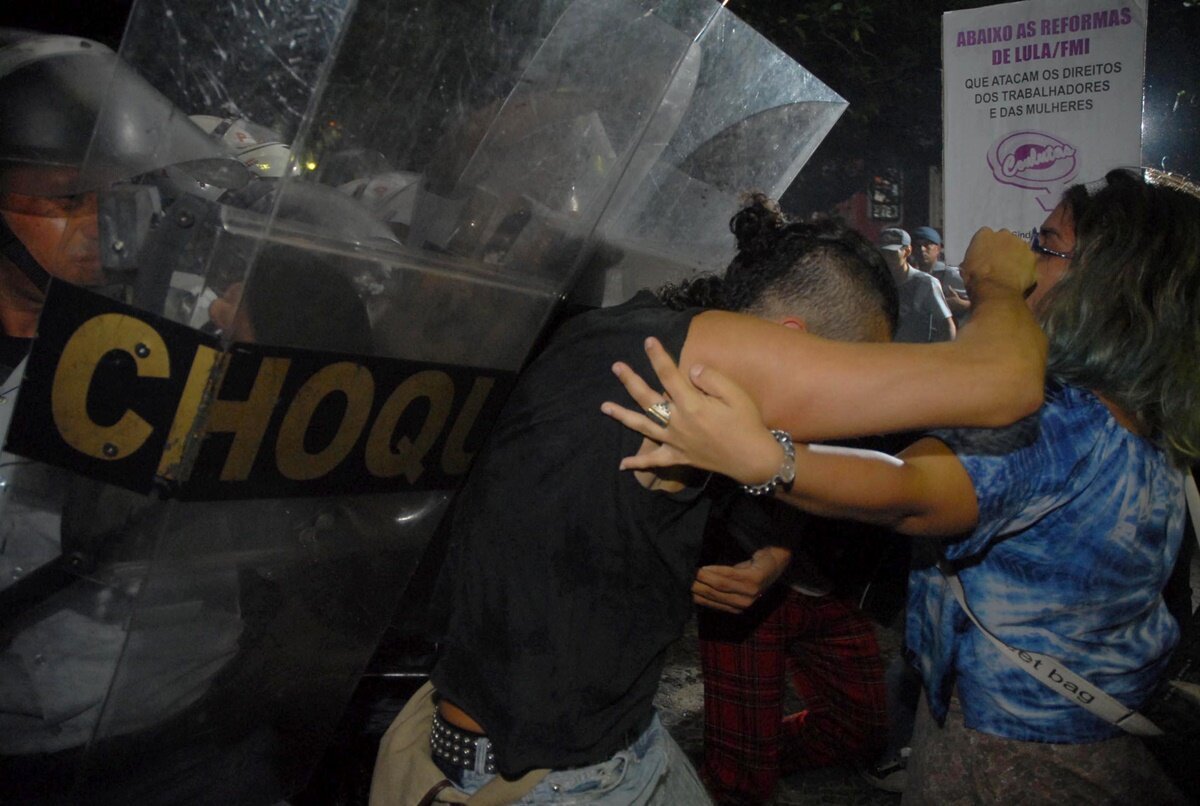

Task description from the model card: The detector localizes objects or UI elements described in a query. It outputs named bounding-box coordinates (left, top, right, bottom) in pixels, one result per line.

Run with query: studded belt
left=431, top=708, right=497, bottom=775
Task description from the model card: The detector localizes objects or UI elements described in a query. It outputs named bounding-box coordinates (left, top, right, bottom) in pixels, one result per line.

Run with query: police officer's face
left=0, top=190, right=102, bottom=291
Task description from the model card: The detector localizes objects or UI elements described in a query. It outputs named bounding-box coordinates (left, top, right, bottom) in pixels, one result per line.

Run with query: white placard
left=942, top=1, right=1147, bottom=262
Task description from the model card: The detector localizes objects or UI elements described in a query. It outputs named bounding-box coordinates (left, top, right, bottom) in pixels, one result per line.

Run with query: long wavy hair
left=1040, top=168, right=1200, bottom=464
left=657, top=192, right=898, bottom=342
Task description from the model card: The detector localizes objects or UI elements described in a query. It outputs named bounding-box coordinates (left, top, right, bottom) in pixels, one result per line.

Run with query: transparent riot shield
left=586, top=8, right=849, bottom=304
left=0, top=1, right=845, bottom=802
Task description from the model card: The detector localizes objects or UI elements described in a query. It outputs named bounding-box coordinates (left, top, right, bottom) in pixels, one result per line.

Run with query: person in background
left=878, top=228, right=955, bottom=343
left=910, top=226, right=970, bottom=326
left=606, top=167, right=1199, bottom=804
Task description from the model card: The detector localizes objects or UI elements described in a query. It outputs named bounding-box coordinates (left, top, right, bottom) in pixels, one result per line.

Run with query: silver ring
left=645, top=400, right=672, bottom=428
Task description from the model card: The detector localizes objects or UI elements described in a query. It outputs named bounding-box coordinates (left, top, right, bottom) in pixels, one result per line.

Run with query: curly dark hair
left=657, top=192, right=898, bottom=343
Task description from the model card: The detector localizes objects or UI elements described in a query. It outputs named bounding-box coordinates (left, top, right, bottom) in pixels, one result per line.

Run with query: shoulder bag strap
left=940, top=567, right=1163, bottom=737
left=940, top=469, right=1200, bottom=738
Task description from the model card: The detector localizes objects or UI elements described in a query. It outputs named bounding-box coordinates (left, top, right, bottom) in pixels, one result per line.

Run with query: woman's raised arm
left=645, top=228, right=1045, bottom=443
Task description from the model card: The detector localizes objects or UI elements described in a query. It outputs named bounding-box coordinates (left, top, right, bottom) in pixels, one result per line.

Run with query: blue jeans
left=448, top=713, right=713, bottom=804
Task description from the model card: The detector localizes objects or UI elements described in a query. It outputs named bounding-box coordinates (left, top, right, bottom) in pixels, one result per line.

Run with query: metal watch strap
left=741, top=429, right=795, bottom=496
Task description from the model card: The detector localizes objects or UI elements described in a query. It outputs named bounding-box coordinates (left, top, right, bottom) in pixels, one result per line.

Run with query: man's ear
left=780, top=317, right=807, bottom=332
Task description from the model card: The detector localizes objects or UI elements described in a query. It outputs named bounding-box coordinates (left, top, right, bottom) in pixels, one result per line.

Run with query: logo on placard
left=987, top=131, right=1080, bottom=211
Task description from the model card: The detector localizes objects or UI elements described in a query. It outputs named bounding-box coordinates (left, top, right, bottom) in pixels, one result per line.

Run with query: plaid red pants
left=698, top=588, right=887, bottom=805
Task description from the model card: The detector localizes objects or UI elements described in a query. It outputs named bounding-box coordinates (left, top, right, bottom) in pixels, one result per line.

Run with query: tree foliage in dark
left=728, top=0, right=1200, bottom=216
left=13, top=0, right=1198, bottom=215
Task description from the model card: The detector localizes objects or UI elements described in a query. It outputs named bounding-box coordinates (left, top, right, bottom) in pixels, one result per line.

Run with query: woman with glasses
left=1026, top=182, right=1090, bottom=312
left=605, top=168, right=1199, bottom=803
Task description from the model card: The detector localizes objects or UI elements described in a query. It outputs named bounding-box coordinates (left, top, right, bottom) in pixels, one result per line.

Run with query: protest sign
left=943, top=2, right=1146, bottom=260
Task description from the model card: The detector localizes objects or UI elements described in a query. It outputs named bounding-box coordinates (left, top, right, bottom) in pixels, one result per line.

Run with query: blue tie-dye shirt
left=908, top=382, right=1185, bottom=742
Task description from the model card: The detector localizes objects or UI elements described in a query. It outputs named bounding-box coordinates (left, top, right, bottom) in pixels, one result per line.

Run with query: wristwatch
left=740, top=429, right=796, bottom=496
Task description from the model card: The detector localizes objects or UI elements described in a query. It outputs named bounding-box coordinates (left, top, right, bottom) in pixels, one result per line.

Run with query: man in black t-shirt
left=373, top=210, right=907, bottom=803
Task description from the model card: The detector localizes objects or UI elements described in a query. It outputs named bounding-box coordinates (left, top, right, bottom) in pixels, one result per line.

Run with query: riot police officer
left=0, top=29, right=236, bottom=379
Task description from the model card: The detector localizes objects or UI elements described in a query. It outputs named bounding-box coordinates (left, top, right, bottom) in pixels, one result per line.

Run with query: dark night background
left=2, top=3, right=1196, bottom=803
left=5, top=0, right=1197, bottom=226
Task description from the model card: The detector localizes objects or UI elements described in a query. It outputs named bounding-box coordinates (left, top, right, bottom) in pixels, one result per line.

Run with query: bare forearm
left=683, top=283, right=1043, bottom=442
left=946, top=277, right=1045, bottom=424
left=607, top=346, right=979, bottom=536
left=691, top=545, right=793, bottom=613
left=773, top=442, right=977, bottom=537
left=774, top=445, right=919, bottom=529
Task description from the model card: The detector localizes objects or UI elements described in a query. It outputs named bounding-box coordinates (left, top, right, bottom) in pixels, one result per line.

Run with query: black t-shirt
left=431, top=291, right=707, bottom=776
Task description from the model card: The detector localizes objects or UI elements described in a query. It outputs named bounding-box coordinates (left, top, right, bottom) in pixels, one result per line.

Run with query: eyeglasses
left=1030, top=230, right=1074, bottom=260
